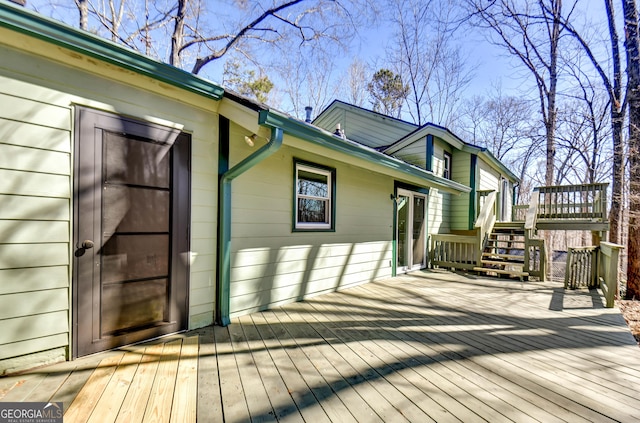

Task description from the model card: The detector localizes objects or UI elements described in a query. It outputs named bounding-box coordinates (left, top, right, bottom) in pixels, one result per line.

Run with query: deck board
left=2, top=270, right=640, bottom=422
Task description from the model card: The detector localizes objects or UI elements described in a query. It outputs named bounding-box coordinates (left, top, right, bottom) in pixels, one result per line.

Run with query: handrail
left=524, top=189, right=539, bottom=236
left=474, top=191, right=497, bottom=265
left=536, top=183, right=608, bottom=220
left=430, top=234, right=479, bottom=270
left=599, top=242, right=624, bottom=307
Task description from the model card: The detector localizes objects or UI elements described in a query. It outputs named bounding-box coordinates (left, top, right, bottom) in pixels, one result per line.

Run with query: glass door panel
left=412, top=195, right=426, bottom=267
left=396, top=189, right=427, bottom=273
left=397, top=194, right=409, bottom=270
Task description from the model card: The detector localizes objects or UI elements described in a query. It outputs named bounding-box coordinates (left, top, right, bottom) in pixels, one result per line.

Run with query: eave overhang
left=0, top=2, right=224, bottom=100
left=260, top=109, right=471, bottom=195
left=462, top=145, right=520, bottom=183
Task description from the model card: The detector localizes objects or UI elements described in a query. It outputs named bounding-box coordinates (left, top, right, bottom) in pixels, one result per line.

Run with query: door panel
left=396, top=189, right=427, bottom=273
left=73, top=108, right=190, bottom=357
left=412, top=196, right=426, bottom=266
left=397, top=194, right=409, bottom=270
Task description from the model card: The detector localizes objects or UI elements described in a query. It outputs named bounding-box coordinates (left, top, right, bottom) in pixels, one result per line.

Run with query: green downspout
left=469, top=154, right=478, bottom=230
left=216, top=124, right=284, bottom=326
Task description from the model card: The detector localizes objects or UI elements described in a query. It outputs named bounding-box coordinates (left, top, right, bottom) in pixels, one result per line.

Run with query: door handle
left=75, top=240, right=95, bottom=257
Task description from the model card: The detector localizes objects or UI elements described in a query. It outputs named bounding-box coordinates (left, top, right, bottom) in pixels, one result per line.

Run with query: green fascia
left=0, top=2, right=224, bottom=100
left=217, top=125, right=284, bottom=326
left=259, top=110, right=471, bottom=195
left=461, top=144, right=519, bottom=183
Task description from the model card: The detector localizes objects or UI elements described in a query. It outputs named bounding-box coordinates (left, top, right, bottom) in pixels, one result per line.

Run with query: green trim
left=259, top=110, right=470, bottom=195
left=392, top=193, right=398, bottom=277
left=215, top=116, right=230, bottom=326
left=292, top=158, right=337, bottom=232
left=469, top=154, right=478, bottom=230
left=426, top=134, right=434, bottom=172
left=394, top=181, right=430, bottom=196
left=0, top=2, right=224, bottom=100
left=217, top=126, right=284, bottom=326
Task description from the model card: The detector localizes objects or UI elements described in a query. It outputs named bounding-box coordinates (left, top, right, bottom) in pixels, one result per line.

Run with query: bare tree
left=50, top=0, right=372, bottom=78
left=458, top=85, right=543, bottom=190
left=344, top=58, right=370, bottom=108
left=623, top=0, right=640, bottom=299
left=466, top=0, right=569, bottom=187
left=547, top=0, right=626, bottom=244
left=385, top=0, right=472, bottom=126
left=271, top=45, right=344, bottom=119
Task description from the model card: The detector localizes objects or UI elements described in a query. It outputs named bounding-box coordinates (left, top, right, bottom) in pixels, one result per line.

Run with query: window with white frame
left=295, top=161, right=335, bottom=230
left=443, top=151, right=452, bottom=179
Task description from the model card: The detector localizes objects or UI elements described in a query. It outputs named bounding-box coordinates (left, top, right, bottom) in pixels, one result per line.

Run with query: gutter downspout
left=217, top=125, right=284, bottom=326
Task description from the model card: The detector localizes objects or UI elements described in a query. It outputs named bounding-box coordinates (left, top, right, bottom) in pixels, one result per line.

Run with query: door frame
left=72, top=107, right=191, bottom=358
left=394, top=185, right=429, bottom=275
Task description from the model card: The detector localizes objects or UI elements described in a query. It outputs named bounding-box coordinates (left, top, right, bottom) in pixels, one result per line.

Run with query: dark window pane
left=103, top=186, right=169, bottom=234
left=298, top=198, right=327, bottom=223
left=298, top=169, right=328, bottom=197
left=104, top=132, right=170, bottom=188
left=101, top=234, right=169, bottom=283
left=102, top=278, right=167, bottom=334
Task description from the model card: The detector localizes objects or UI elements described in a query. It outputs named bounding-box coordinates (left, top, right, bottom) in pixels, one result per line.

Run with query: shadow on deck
left=1, top=269, right=639, bottom=422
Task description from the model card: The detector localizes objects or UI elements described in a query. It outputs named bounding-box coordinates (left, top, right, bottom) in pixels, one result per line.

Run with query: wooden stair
left=474, top=222, right=529, bottom=280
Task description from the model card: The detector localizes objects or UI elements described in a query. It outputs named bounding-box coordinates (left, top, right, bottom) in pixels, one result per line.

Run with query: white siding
left=451, top=152, right=472, bottom=231
left=0, top=43, right=218, bottom=372
left=479, top=159, right=501, bottom=192
left=393, top=138, right=427, bottom=168
left=314, top=102, right=416, bottom=149
left=228, top=125, right=394, bottom=317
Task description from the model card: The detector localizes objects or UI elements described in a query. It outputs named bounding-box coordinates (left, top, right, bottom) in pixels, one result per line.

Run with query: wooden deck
left=2, top=269, right=640, bottom=422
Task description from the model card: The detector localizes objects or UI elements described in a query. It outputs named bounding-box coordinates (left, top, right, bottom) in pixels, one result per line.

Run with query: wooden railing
left=564, top=246, right=598, bottom=289
left=562, top=242, right=623, bottom=307
left=525, top=238, right=546, bottom=280
left=536, top=183, right=608, bottom=220
left=430, top=234, right=479, bottom=270
left=512, top=205, right=528, bottom=222
left=599, top=242, right=623, bottom=308
left=474, top=191, right=497, bottom=265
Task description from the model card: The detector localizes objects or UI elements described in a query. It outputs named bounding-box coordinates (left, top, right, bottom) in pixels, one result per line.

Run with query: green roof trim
left=259, top=109, right=471, bottom=194
left=0, top=2, right=224, bottom=100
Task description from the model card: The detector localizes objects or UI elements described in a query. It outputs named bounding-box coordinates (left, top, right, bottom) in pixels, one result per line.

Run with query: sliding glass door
left=396, top=189, right=427, bottom=273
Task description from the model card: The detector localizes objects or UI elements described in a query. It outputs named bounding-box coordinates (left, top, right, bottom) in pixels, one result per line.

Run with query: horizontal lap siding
left=313, top=105, right=416, bottom=148
left=430, top=143, right=451, bottom=234
left=451, top=152, right=471, bottom=231
left=0, top=43, right=219, bottom=371
left=0, top=86, right=72, bottom=363
left=393, top=138, right=427, bottom=168
left=479, top=160, right=500, bottom=191
left=229, top=132, right=393, bottom=317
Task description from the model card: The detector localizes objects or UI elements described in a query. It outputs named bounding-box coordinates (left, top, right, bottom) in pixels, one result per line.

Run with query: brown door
left=73, top=108, right=190, bottom=357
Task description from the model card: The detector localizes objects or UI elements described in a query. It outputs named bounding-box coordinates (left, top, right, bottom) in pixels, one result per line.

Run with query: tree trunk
left=75, top=0, right=88, bottom=30
left=545, top=0, right=561, bottom=187
left=623, top=0, right=640, bottom=299
left=607, top=0, right=625, bottom=245
left=171, top=0, right=187, bottom=68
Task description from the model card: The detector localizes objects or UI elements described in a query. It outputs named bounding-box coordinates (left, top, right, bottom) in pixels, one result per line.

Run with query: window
left=443, top=152, right=452, bottom=179
left=294, top=160, right=335, bottom=230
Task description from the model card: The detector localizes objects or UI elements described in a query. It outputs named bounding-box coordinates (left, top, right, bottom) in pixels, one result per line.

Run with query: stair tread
left=482, top=253, right=525, bottom=260
left=481, top=259, right=525, bottom=266
left=473, top=267, right=530, bottom=277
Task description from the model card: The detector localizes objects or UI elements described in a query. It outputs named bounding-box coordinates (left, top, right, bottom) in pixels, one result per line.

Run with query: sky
left=23, top=0, right=613, bottom=120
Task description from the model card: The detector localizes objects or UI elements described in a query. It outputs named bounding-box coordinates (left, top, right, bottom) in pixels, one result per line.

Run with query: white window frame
left=295, top=163, right=333, bottom=230
left=443, top=151, right=452, bottom=179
